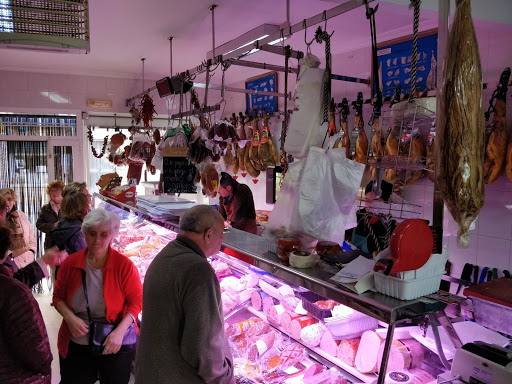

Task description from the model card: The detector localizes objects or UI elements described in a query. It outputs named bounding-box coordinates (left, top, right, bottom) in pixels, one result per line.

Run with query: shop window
left=0, top=114, right=77, bottom=136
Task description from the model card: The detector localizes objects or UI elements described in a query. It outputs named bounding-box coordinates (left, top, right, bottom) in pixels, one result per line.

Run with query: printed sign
left=246, top=72, right=278, bottom=116
left=374, top=30, right=438, bottom=98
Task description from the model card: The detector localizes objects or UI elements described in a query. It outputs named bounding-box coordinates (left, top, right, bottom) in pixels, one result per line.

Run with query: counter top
left=95, top=193, right=446, bottom=325
left=223, top=227, right=446, bottom=325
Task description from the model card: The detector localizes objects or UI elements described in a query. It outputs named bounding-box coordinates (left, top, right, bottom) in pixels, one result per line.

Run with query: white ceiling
left=0, top=0, right=511, bottom=83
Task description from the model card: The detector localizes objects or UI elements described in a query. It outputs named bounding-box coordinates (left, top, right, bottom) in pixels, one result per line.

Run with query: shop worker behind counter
left=218, top=172, right=257, bottom=234
left=135, top=205, right=234, bottom=384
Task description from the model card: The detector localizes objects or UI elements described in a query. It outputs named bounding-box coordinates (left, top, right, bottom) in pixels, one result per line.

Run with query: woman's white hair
left=82, top=208, right=120, bottom=238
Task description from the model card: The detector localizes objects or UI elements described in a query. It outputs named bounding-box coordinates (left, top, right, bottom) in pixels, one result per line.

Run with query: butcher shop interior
left=1, top=0, right=512, bottom=383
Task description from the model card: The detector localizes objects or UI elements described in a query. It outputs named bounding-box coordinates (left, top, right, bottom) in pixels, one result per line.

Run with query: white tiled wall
left=401, top=174, right=512, bottom=291
left=0, top=70, right=170, bottom=114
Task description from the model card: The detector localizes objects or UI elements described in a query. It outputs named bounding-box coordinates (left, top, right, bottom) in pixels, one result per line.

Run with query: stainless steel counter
left=223, top=227, right=446, bottom=325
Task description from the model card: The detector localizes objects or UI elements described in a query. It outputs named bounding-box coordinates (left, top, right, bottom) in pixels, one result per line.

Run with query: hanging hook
left=141, top=58, right=146, bottom=94
left=322, top=10, right=328, bottom=31
left=303, top=19, right=314, bottom=53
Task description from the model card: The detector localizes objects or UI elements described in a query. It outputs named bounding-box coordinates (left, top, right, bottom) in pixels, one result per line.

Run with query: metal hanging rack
left=125, top=0, right=377, bottom=107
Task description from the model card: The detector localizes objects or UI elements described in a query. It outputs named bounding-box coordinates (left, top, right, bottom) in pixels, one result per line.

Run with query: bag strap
left=80, top=269, right=94, bottom=346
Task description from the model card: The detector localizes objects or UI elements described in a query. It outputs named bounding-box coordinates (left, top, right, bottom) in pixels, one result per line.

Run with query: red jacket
left=53, top=247, right=142, bottom=358
left=0, top=264, right=52, bottom=384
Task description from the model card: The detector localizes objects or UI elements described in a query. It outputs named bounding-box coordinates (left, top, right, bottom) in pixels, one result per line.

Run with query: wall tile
left=477, top=193, right=512, bottom=239
left=3, top=90, right=28, bottom=108
left=476, top=236, right=511, bottom=270
left=446, top=234, right=478, bottom=294
left=48, top=75, right=70, bottom=93
left=69, top=75, right=88, bottom=93
left=28, top=73, right=50, bottom=92
left=5, top=72, right=29, bottom=91
left=87, top=77, right=107, bottom=94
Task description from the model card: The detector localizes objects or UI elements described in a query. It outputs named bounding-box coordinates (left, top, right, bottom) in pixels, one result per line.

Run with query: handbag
left=80, top=270, right=136, bottom=354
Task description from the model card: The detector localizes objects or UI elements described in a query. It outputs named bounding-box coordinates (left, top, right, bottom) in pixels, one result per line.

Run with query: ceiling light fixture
left=206, top=24, right=280, bottom=60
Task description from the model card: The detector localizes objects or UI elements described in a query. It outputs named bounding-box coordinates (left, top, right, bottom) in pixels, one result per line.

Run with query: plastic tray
left=297, top=291, right=333, bottom=320
left=374, top=272, right=443, bottom=300
left=324, top=313, right=378, bottom=340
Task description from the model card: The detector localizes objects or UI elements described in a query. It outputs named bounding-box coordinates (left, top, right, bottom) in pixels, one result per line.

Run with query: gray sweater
left=135, top=235, right=234, bottom=384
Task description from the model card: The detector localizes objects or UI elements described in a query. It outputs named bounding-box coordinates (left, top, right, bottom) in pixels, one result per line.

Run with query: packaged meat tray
left=297, top=291, right=335, bottom=320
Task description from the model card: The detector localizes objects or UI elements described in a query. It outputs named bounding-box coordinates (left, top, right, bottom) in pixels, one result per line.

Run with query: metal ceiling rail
left=125, top=0, right=375, bottom=106
left=193, top=82, right=290, bottom=99
left=170, top=104, right=221, bottom=119
left=229, top=59, right=299, bottom=74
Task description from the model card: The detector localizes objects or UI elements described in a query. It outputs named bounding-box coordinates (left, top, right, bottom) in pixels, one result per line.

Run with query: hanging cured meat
left=507, top=140, right=512, bottom=182
left=483, top=68, right=510, bottom=184
left=249, top=111, right=265, bottom=171
left=338, top=98, right=351, bottom=158
left=328, top=98, right=337, bottom=137
left=258, top=109, right=272, bottom=167
left=436, top=0, right=485, bottom=248
left=371, top=115, right=384, bottom=162
left=425, top=132, right=436, bottom=182
left=243, top=116, right=261, bottom=179
left=353, top=92, right=368, bottom=165
left=260, top=109, right=279, bottom=166
left=404, top=134, right=425, bottom=185
left=385, top=87, right=402, bottom=183
left=237, top=112, right=247, bottom=173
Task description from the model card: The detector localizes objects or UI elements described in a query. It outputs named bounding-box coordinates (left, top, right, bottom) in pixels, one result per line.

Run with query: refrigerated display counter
left=94, top=194, right=456, bottom=384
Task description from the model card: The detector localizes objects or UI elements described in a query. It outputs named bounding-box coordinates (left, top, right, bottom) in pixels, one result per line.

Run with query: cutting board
left=464, top=278, right=512, bottom=308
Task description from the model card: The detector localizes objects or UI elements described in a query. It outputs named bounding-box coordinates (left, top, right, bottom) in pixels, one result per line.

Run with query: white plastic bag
left=284, top=53, right=325, bottom=159
left=290, top=147, right=364, bottom=244
left=265, top=160, right=304, bottom=239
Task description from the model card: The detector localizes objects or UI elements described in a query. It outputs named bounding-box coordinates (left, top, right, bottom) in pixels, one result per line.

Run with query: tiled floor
left=35, top=288, right=135, bottom=384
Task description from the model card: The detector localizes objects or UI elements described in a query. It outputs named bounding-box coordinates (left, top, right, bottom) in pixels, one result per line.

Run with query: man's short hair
left=180, top=205, right=223, bottom=234
left=0, top=227, right=12, bottom=258
left=219, top=172, right=234, bottom=188
left=61, top=192, right=89, bottom=220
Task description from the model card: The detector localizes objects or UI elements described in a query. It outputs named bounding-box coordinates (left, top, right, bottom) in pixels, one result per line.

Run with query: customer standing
left=136, top=205, right=234, bottom=384
left=53, top=208, right=142, bottom=384
left=0, top=227, right=53, bottom=384
left=49, top=192, right=89, bottom=257
left=63, top=181, right=92, bottom=207
left=37, top=180, right=64, bottom=250
left=0, top=194, right=68, bottom=289
left=0, top=188, right=36, bottom=268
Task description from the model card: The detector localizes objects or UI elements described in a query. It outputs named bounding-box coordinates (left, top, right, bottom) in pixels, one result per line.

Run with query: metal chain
left=316, top=27, right=333, bottom=123
left=409, top=0, right=421, bottom=101
left=280, top=47, right=291, bottom=155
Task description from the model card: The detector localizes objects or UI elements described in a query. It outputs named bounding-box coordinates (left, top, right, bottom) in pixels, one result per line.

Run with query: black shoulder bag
left=80, top=269, right=136, bottom=355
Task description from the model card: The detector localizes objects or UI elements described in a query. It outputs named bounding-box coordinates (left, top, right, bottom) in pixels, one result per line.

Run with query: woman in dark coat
left=0, top=227, right=53, bottom=384
left=37, top=180, right=64, bottom=250
left=49, top=192, right=89, bottom=279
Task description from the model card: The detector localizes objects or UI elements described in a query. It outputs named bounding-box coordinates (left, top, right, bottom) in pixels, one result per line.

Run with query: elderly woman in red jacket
left=53, top=208, right=142, bottom=384
left=0, top=227, right=52, bottom=384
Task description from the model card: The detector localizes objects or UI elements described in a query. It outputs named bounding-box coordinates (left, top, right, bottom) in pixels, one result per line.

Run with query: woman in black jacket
left=37, top=180, right=64, bottom=250
left=49, top=192, right=89, bottom=278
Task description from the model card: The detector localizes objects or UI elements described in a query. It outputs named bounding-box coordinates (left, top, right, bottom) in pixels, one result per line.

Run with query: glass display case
left=94, top=194, right=454, bottom=384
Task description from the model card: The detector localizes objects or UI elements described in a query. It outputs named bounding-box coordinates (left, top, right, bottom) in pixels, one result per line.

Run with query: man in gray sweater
left=135, top=205, right=234, bottom=384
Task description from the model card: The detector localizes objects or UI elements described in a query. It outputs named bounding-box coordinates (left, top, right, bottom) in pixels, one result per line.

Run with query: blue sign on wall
left=375, top=30, right=438, bottom=98
left=245, top=72, right=278, bottom=115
